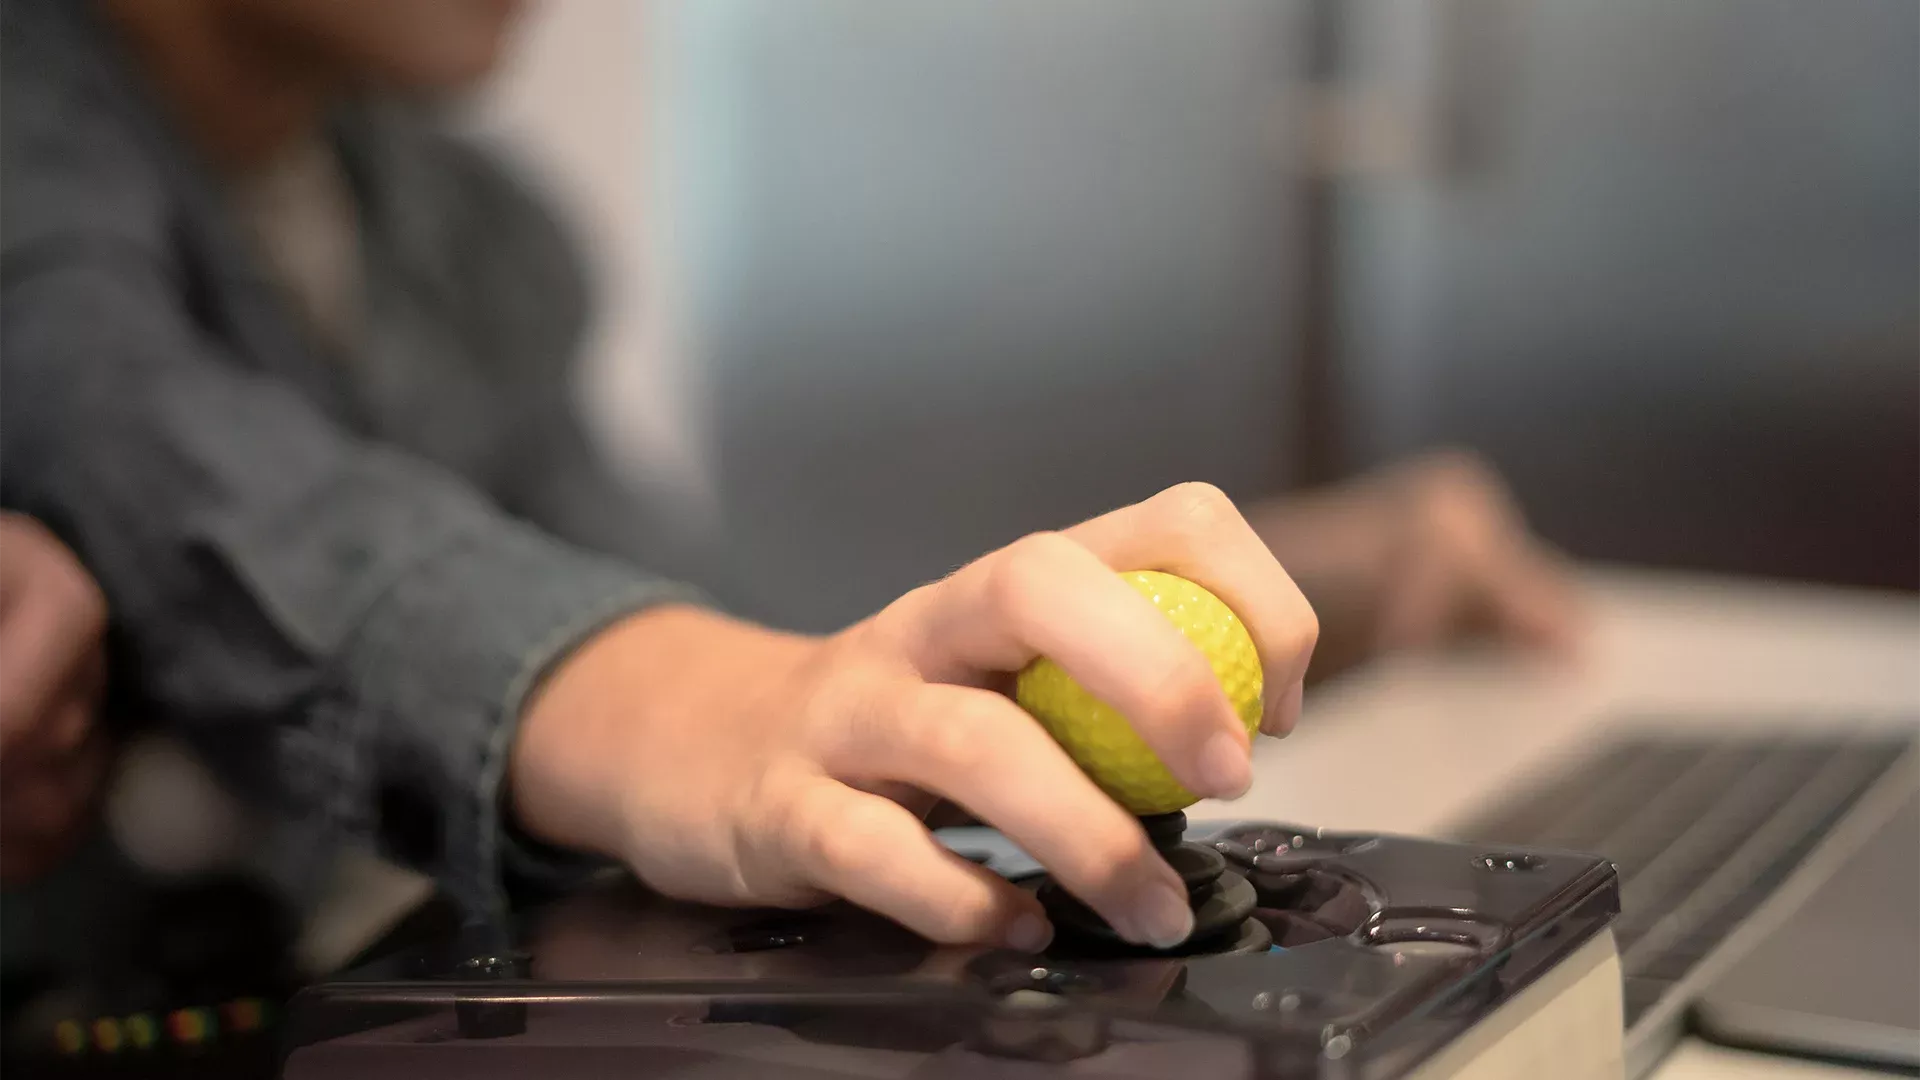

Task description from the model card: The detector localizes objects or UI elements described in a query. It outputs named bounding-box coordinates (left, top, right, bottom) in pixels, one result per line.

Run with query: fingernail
left=1004, top=913, right=1053, bottom=953
left=1124, top=881, right=1194, bottom=949
left=1195, top=730, right=1252, bottom=798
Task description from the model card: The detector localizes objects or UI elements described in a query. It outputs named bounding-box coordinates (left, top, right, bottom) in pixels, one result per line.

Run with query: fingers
left=0, top=522, right=107, bottom=755
left=1064, top=482, right=1319, bottom=735
left=1405, top=449, right=1587, bottom=653
left=1484, top=547, right=1587, bottom=653
left=0, top=652, right=105, bottom=775
left=777, top=483, right=1322, bottom=948
left=893, top=531, right=1253, bottom=798
left=42, top=689, right=96, bottom=756
left=1375, top=477, right=1585, bottom=657
left=784, top=777, right=1052, bottom=950
left=829, top=682, right=1194, bottom=948
left=0, top=516, right=110, bottom=886
left=0, top=722, right=108, bottom=886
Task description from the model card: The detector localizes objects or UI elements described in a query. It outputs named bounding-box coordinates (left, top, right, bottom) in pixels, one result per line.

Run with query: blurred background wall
left=1330, top=0, right=1919, bottom=591
left=478, top=0, right=1918, bottom=630
left=482, top=0, right=1312, bottom=628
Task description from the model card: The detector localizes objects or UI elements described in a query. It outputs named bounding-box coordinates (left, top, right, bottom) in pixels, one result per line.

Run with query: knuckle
left=46, top=702, right=93, bottom=755
left=801, top=800, right=886, bottom=879
left=1141, top=653, right=1221, bottom=725
left=1159, top=481, right=1239, bottom=541
left=1288, top=603, right=1322, bottom=658
left=987, top=532, right=1071, bottom=617
left=1418, top=449, right=1502, bottom=508
left=1, top=513, right=52, bottom=550
left=871, top=580, right=941, bottom=640
left=794, top=799, right=856, bottom=876
left=806, top=653, right=898, bottom=744
left=1008, top=531, right=1078, bottom=572
left=3, top=522, right=108, bottom=636
left=926, top=895, right=1001, bottom=944
left=69, top=577, right=108, bottom=639
left=909, top=700, right=988, bottom=775
left=1070, top=827, right=1156, bottom=898
left=58, top=584, right=108, bottom=641
left=802, top=641, right=883, bottom=711
left=40, top=568, right=108, bottom=644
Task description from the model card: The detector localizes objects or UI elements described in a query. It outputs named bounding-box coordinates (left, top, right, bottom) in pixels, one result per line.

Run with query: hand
left=510, top=483, right=1318, bottom=952
left=1250, top=450, right=1583, bottom=680
left=0, top=513, right=112, bottom=885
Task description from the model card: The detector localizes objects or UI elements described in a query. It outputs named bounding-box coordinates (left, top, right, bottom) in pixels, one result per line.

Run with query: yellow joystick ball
left=1014, top=570, right=1262, bottom=815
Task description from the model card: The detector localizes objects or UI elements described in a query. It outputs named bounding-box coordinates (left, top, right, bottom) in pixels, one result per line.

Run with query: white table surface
left=1193, top=565, right=1920, bottom=1079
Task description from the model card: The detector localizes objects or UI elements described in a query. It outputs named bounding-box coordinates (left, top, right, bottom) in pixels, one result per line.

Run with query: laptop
left=1451, top=730, right=1920, bottom=1076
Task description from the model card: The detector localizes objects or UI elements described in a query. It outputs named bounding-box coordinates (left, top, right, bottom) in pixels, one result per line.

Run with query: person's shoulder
left=343, top=105, right=592, bottom=370
left=349, top=105, right=587, bottom=282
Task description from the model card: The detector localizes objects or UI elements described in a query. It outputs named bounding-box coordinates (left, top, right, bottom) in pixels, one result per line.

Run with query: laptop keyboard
left=1450, top=730, right=1915, bottom=1028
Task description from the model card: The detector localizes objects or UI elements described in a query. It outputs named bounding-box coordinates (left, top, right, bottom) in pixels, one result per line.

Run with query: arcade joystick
left=1034, top=811, right=1273, bottom=956
left=1013, top=571, right=1270, bottom=954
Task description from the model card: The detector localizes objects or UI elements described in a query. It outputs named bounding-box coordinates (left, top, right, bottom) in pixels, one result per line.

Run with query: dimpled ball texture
left=1014, top=570, right=1263, bottom=815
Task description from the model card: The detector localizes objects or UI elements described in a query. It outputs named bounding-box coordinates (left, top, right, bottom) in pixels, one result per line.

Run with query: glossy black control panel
left=284, top=821, right=1619, bottom=1079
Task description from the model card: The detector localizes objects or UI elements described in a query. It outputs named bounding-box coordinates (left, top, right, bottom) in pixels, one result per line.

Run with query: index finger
left=885, top=531, right=1253, bottom=800
left=1064, top=483, right=1319, bottom=735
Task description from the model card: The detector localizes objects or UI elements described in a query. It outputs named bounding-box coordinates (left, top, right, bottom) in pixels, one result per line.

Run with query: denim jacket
left=1, top=0, right=698, bottom=920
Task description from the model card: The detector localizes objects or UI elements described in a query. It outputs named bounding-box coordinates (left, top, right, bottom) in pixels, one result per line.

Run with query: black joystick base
left=1035, top=812, right=1273, bottom=957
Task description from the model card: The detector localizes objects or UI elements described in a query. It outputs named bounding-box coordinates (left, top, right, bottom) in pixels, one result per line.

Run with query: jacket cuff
left=307, top=518, right=700, bottom=923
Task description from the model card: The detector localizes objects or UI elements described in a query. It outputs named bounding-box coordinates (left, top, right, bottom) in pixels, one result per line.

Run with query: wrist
left=505, top=603, right=815, bottom=862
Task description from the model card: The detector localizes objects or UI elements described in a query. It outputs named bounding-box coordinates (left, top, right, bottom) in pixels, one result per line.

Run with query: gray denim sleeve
left=0, top=239, right=696, bottom=922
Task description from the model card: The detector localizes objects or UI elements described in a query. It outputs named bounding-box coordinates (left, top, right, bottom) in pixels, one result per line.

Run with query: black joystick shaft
left=1035, top=812, right=1271, bottom=957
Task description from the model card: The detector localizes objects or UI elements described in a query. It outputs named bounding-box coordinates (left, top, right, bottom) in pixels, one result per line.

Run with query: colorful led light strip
left=49, top=997, right=269, bottom=1055
left=166, top=1006, right=215, bottom=1045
